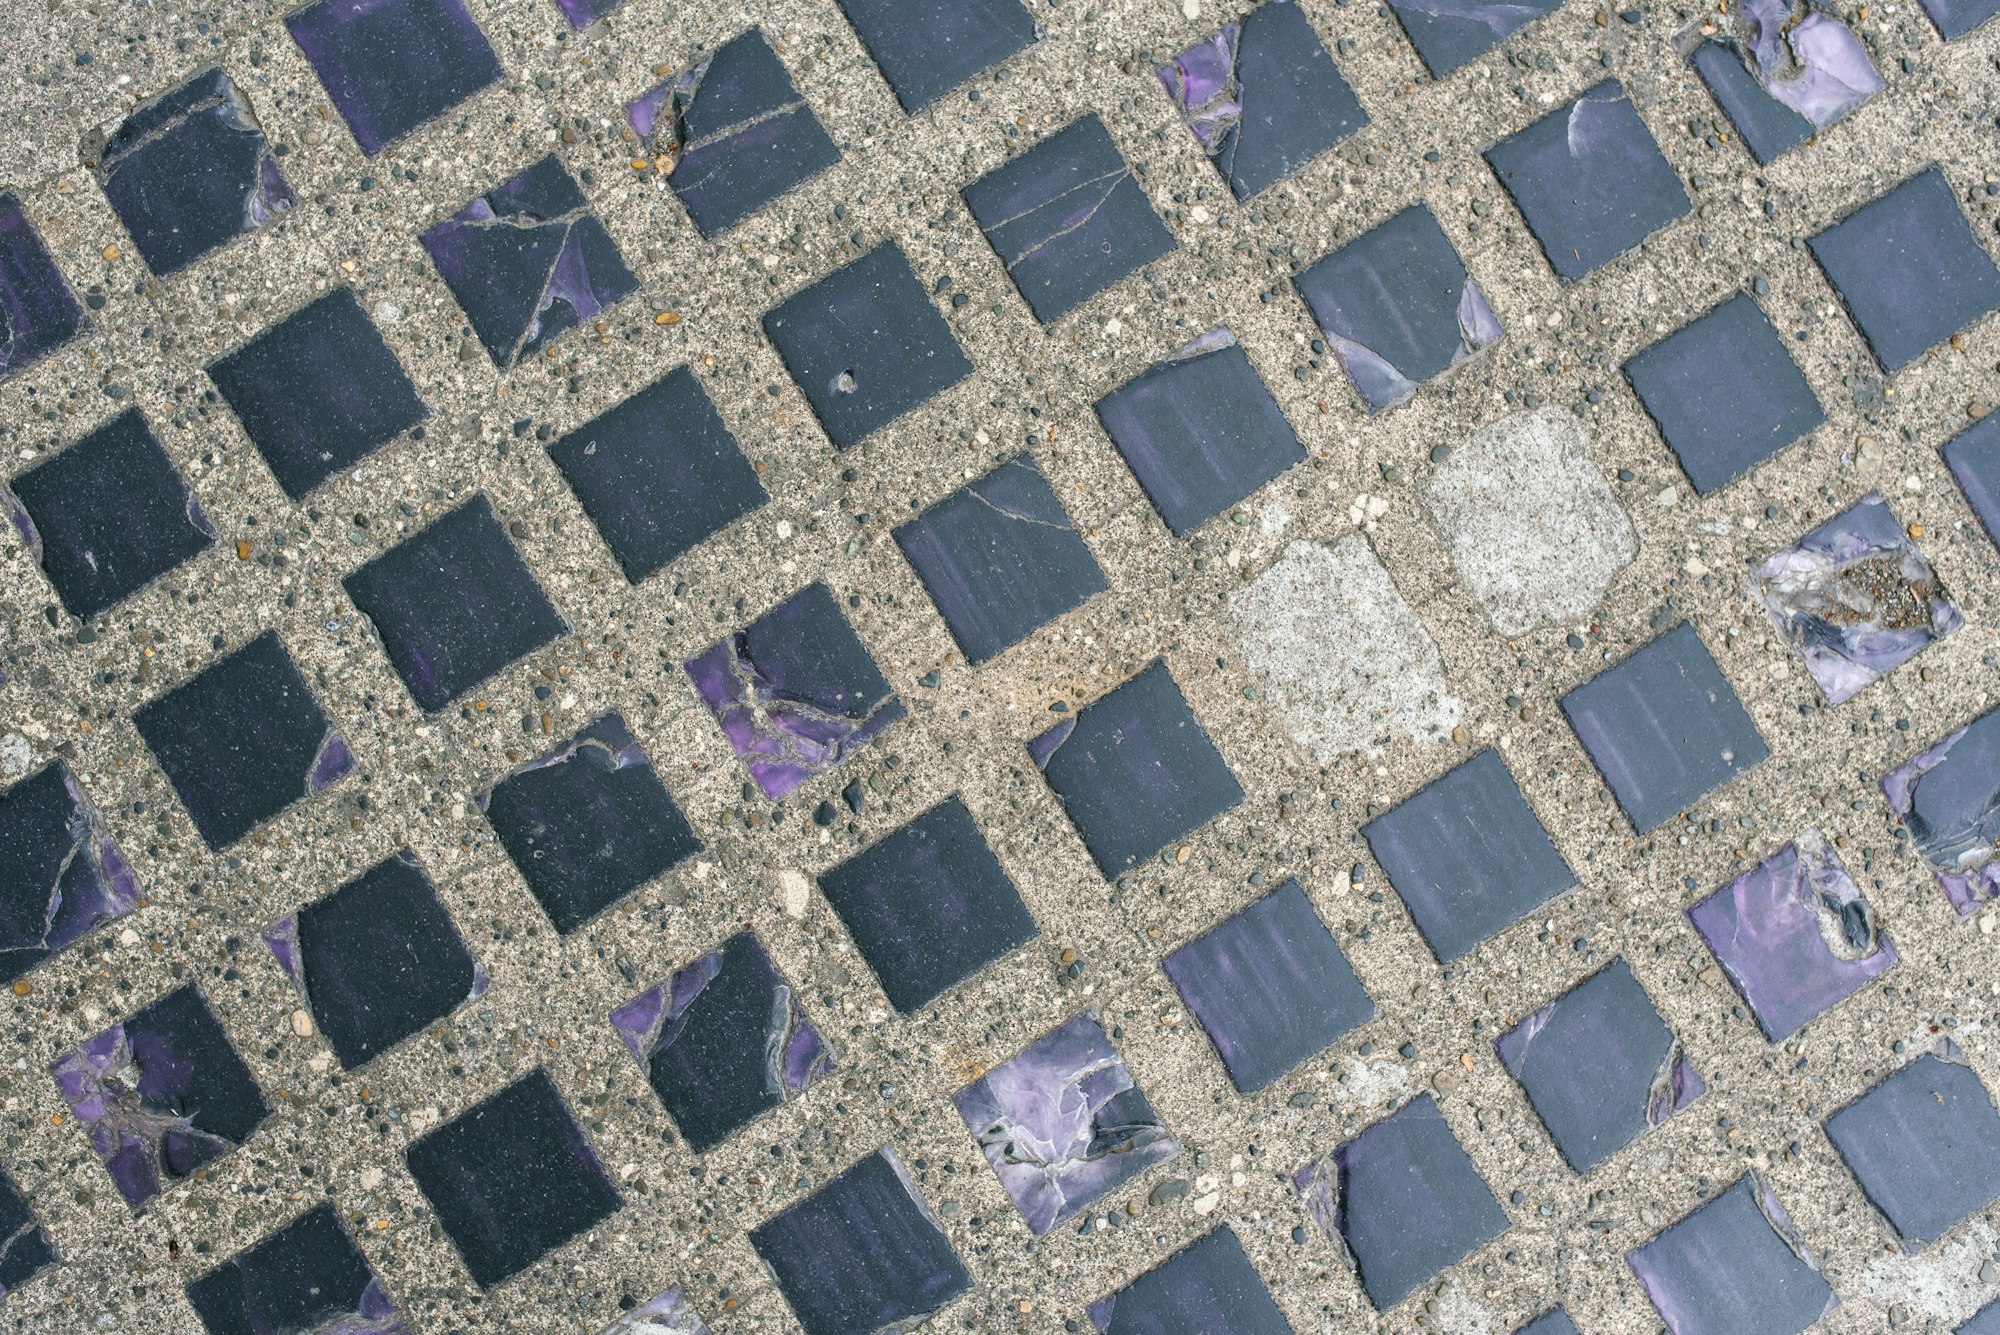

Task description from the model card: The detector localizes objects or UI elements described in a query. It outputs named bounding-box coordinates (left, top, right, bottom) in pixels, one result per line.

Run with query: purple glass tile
left=749, top=1146, right=970, bottom=1335
left=0, top=194, right=83, bottom=381
left=1881, top=706, right=2000, bottom=913
left=0, top=1166, right=54, bottom=1297
left=1362, top=748, right=1576, bottom=963
left=1386, top=0, right=1563, bottom=76
left=1628, top=1173, right=1834, bottom=1335
left=1162, top=878, right=1374, bottom=1093
left=342, top=493, right=568, bottom=714
left=1158, top=1, right=1368, bottom=201
left=597, top=1290, right=709, bottom=1334
left=609, top=931, right=833, bottom=1153
left=1622, top=293, right=1825, bottom=495
left=132, top=631, right=353, bottom=849
left=1516, top=1311, right=1582, bottom=1335
left=0, top=762, right=140, bottom=985
left=1559, top=622, right=1768, bottom=834
left=285, top=0, right=503, bottom=156
left=1824, top=1045, right=2000, bottom=1244
left=1690, top=0, right=1881, bottom=164
left=1944, top=414, right=2000, bottom=553
left=205, top=288, right=429, bottom=501
left=954, top=1012, right=1179, bottom=1235
left=835, top=0, right=1036, bottom=112
left=892, top=452, right=1107, bottom=665
left=50, top=984, right=269, bottom=1208
left=1809, top=166, right=2000, bottom=373
left=1483, top=79, right=1691, bottom=283
left=1029, top=658, right=1243, bottom=878
left=421, top=155, right=639, bottom=369
left=1292, top=1094, right=1506, bottom=1310
left=816, top=795, right=1038, bottom=1012
left=683, top=582, right=904, bottom=800
left=1919, top=0, right=1999, bottom=38
left=1294, top=203, right=1502, bottom=414
left=1495, top=957, right=1702, bottom=1173
left=1093, top=327, right=1306, bottom=536
left=186, top=1202, right=408, bottom=1335
left=1964, top=1300, right=2000, bottom=1335
left=477, top=713, right=702, bottom=935
left=1085, top=1225, right=1293, bottom=1335
left=553, top=0, right=623, bottom=29
left=403, top=1068, right=621, bottom=1288
left=6, top=407, right=215, bottom=620
left=962, top=115, right=1177, bottom=323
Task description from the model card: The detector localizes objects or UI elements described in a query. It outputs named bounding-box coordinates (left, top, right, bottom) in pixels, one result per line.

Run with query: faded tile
left=1387, top=0, right=1563, bottom=76
left=186, top=1202, right=408, bottom=1335
left=835, top=0, right=1036, bottom=111
left=1086, top=1225, right=1293, bottom=1334
left=1880, top=706, right=2000, bottom=913
left=1918, top=0, right=1999, bottom=39
left=0, top=1166, right=54, bottom=1297
left=1688, top=0, right=1881, bottom=164
left=1824, top=1046, right=2000, bottom=1245
left=1516, top=1311, right=1582, bottom=1335
left=1943, top=414, right=2000, bottom=552
left=0, top=762, right=140, bottom=984
left=0, top=194, right=83, bottom=381
left=1627, top=1173, right=1836, bottom=1335
left=286, top=0, right=503, bottom=155
left=597, top=1290, right=709, bottom=1334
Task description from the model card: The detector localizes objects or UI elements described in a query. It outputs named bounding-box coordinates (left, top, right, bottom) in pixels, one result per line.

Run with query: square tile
left=205, top=288, right=430, bottom=501
left=132, top=631, right=354, bottom=849
left=1824, top=1047, right=2000, bottom=1244
left=1086, top=1225, right=1293, bottom=1335
left=1919, top=0, right=1999, bottom=39
left=7, top=407, right=215, bottom=620
left=1881, top=706, right=2000, bottom=913
left=286, top=0, right=503, bottom=156
left=836, top=0, right=1036, bottom=111
left=478, top=713, right=703, bottom=935
left=816, top=795, right=1038, bottom=1012
left=1483, top=80, right=1690, bottom=283
left=1622, top=293, right=1825, bottom=495
left=50, top=984, right=269, bottom=1208
left=1516, top=1312, right=1581, bottom=1335
left=597, top=1290, right=710, bottom=1334
left=1294, top=203, right=1502, bottom=414
left=761, top=242, right=972, bottom=451
left=1162, top=878, right=1375, bottom=1093
left=1688, top=0, right=1881, bottom=165
left=1627, top=1174, right=1835, bottom=1335
left=1386, top=0, right=1562, bottom=76
left=186, top=1203, right=405, bottom=1335
left=892, top=452, right=1107, bottom=665
left=1809, top=167, right=2000, bottom=372
left=1559, top=622, right=1768, bottom=833
left=683, top=582, right=905, bottom=800
left=342, top=493, right=568, bottom=714
left=1943, top=414, right=2000, bottom=553
left=1362, top=748, right=1576, bottom=963
left=404, top=1068, right=621, bottom=1288
left=0, top=194, right=83, bottom=381
left=962, top=115, right=1177, bottom=323
left=0, top=1165, right=54, bottom=1298
left=0, top=762, right=141, bottom=984
left=546, top=366, right=767, bottom=583
left=954, top=1012, right=1179, bottom=1234
left=1029, top=658, right=1244, bottom=878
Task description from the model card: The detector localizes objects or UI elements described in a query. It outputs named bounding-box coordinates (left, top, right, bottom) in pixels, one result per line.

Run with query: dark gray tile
left=1963, top=1300, right=2000, bottom=1335
left=1918, top=0, right=1999, bottom=38
left=0, top=193, right=83, bottom=381
left=835, top=0, right=1035, bottom=111
left=0, top=1165, right=53, bottom=1297
left=0, top=762, right=139, bottom=985
left=1688, top=0, right=1879, bottom=164
left=286, top=0, right=503, bottom=155
left=1943, top=414, right=2000, bottom=554
left=1515, top=1311, right=1581, bottom=1335
left=1086, top=1225, right=1293, bottom=1335
left=1690, top=40, right=1813, bottom=165
left=1627, top=1174, right=1835, bottom=1335
left=1880, top=705, right=2000, bottom=914
left=1386, top=0, right=1563, bottom=77
left=1824, top=1047, right=2000, bottom=1244
left=186, top=1203, right=404, bottom=1335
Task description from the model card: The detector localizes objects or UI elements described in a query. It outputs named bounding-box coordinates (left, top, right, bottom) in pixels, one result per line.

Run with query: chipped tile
left=596, top=1290, right=709, bottom=1334
left=1086, top=1225, right=1292, bottom=1334
left=1824, top=1046, right=2000, bottom=1245
left=1627, top=1173, right=1836, bottom=1335
left=1943, top=414, right=2000, bottom=553
left=0, top=762, right=141, bottom=985
left=1386, top=0, right=1564, bottom=76
left=186, top=1202, right=408, bottom=1335
left=835, top=0, right=1036, bottom=111
left=1688, top=0, right=1881, bottom=164
left=0, top=1165, right=54, bottom=1298
left=286, top=0, right=503, bottom=155
left=0, top=194, right=82, bottom=381
left=1880, top=706, right=2000, bottom=914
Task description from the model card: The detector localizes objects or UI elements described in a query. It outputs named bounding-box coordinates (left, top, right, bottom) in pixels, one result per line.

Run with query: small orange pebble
left=101, top=244, right=120, bottom=261
left=235, top=540, right=254, bottom=559
left=654, top=311, right=681, bottom=325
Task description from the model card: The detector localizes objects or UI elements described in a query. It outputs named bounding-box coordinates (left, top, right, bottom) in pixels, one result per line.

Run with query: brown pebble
left=1969, top=401, right=1990, bottom=420
left=10, top=980, right=30, bottom=997
left=235, top=540, right=254, bottom=559
left=101, top=244, right=119, bottom=261
left=655, top=311, right=681, bottom=325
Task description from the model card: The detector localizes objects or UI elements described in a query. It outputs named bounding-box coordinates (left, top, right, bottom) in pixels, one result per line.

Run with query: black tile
left=0, top=1165, right=54, bottom=1297
left=187, top=1203, right=402, bottom=1335
left=0, top=762, right=140, bottom=985
left=836, top=0, right=1035, bottom=111
left=0, top=193, right=84, bottom=381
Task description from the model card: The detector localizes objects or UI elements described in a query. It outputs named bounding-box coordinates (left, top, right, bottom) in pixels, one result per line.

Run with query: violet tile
left=749, top=1146, right=970, bottom=1335
left=597, top=1290, right=709, bottom=1334
left=342, top=493, right=568, bottom=714
left=6, top=407, right=215, bottom=620
left=186, top=1202, right=407, bottom=1335
left=1483, top=80, right=1690, bottom=283
left=892, top=452, right=1107, bottom=665
left=1030, top=658, right=1243, bottom=878
left=0, top=1166, right=54, bottom=1297
left=1559, top=622, right=1768, bottom=834
left=610, top=930, right=833, bottom=1153
left=835, top=0, right=1036, bottom=112
left=1386, top=0, right=1563, bottom=76
left=1158, top=1, right=1368, bottom=201
left=954, top=1011, right=1179, bottom=1234
left=403, top=1068, right=621, bottom=1288
left=816, top=795, right=1038, bottom=1012
left=1824, top=1046, right=2000, bottom=1244
left=132, top=630, right=353, bottom=849
left=762, top=242, right=973, bottom=451
left=1093, top=327, right=1306, bottom=536
left=1621, top=293, right=1824, bottom=495
left=1919, top=0, right=1999, bottom=38
left=205, top=288, right=429, bottom=501
left=683, top=582, right=905, bottom=800
left=1294, top=203, right=1502, bottom=414
left=1943, top=414, right=2000, bottom=553
left=1880, top=706, right=2000, bottom=913
left=50, top=983, right=269, bottom=1209
left=962, top=115, right=1176, bottom=323
left=285, top=0, right=502, bottom=155
left=553, top=0, right=623, bottom=29
left=1362, top=748, right=1576, bottom=963
left=1809, top=166, right=2000, bottom=372
left=546, top=366, right=767, bottom=583
left=421, top=155, right=639, bottom=368
left=1161, top=878, right=1374, bottom=1093
left=1629, top=1173, right=1835, bottom=1335
left=0, top=762, right=141, bottom=985
left=1086, top=1225, right=1293, bottom=1335
left=1516, top=1311, right=1581, bottom=1335
left=478, top=713, right=703, bottom=935
left=1689, top=0, right=1881, bottom=164
left=1964, top=1300, right=2000, bottom=1335
left=0, top=194, right=83, bottom=381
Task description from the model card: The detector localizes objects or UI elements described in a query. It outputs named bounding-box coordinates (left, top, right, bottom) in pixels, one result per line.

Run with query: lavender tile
left=478, top=713, right=702, bottom=935
left=1516, top=1311, right=1581, bottom=1335
left=1560, top=622, right=1768, bottom=834
left=186, top=1202, right=408, bottom=1335
left=0, top=1166, right=54, bottom=1297
left=1689, top=0, right=1881, bottom=164
left=1386, top=0, right=1564, bottom=76
left=0, top=763, right=140, bottom=985
left=421, top=155, right=639, bottom=368
left=6, top=407, right=215, bottom=620
left=835, top=0, right=1036, bottom=111
left=610, top=931, right=833, bottom=1153
left=1295, top=203, right=1502, bottom=414
left=1162, top=878, right=1374, bottom=1093
left=342, top=494, right=568, bottom=714
left=762, top=242, right=973, bottom=451
left=1483, top=80, right=1690, bottom=283
left=1963, top=1300, right=2000, bottom=1335
left=597, top=1290, right=709, bottom=1334
left=683, top=582, right=904, bottom=800
left=954, top=1012, right=1179, bottom=1234
left=1919, top=0, right=1999, bottom=38
left=1362, top=748, right=1576, bottom=963
left=0, top=194, right=83, bottom=381
left=1944, top=414, right=2000, bottom=552
left=205, top=288, right=429, bottom=501
left=962, top=115, right=1176, bottom=323
left=1824, top=1046, right=2000, bottom=1244
left=403, top=1068, right=621, bottom=1288
left=553, top=0, right=623, bottom=30
left=816, top=795, right=1038, bottom=1012
left=132, top=631, right=353, bottom=849
left=1880, top=706, right=2000, bottom=913
left=286, top=0, right=502, bottom=155
left=1086, top=1225, right=1293, bottom=1335
left=51, top=984, right=269, bottom=1208
left=1627, top=1173, right=1835, bottom=1335
left=749, top=1146, right=970, bottom=1335
left=892, top=452, right=1107, bottom=665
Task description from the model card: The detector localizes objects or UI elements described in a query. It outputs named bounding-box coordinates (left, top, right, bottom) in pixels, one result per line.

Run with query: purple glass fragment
left=597, top=1290, right=709, bottom=1334
left=1918, top=0, right=1999, bottom=37
left=835, top=0, right=1036, bottom=111
left=1691, top=0, right=1880, bottom=159
left=1824, top=1045, right=2000, bottom=1245
left=553, top=0, right=623, bottom=29
left=0, top=1165, right=54, bottom=1297
left=1086, top=1225, right=1293, bottom=1335
left=1385, top=0, right=1564, bottom=76
left=0, top=193, right=83, bottom=381
left=186, top=1202, right=409, bottom=1335
left=286, top=0, right=503, bottom=156
left=1881, top=707, right=2000, bottom=913
left=1627, top=1173, right=1835, bottom=1335
left=1944, top=414, right=2000, bottom=553
left=0, top=762, right=141, bottom=985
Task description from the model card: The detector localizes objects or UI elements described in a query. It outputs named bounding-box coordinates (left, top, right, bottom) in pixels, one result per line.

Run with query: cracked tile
left=596, top=1290, right=709, bottom=1334
left=0, top=194, right=82, bottom=382
left=835, top=0, right=1036, bottom=112
left=1086, top=1225, right=1292, bottom=1334
left=286, top=0, right=504, bottom=156
left=1687, top=0, right=1882, bottom=164
left=1627, top=1173, right=1836, bottom=1335
left=1944, top=414, right=2000, bottom=554
left=186, top=1202, right=408, bottom=1335
left=1386, top=0, right=1565, bottom=76
left=0, top=761, right=141, bottom=985
left=0, top=1166, right=54, bottom=1298
left=1880, top=706, right=2000, bottom=914
left=1824, top=1045, right=2000, bottom=1246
